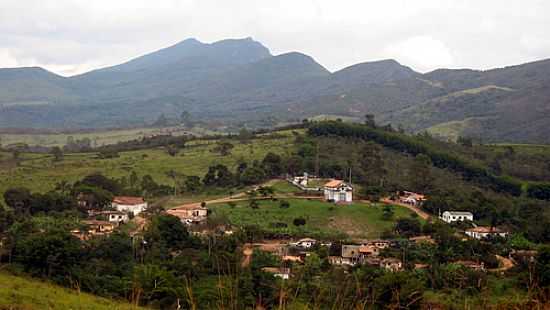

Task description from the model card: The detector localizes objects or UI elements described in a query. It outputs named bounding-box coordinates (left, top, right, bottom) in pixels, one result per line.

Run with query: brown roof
left=169, top=204, right=207, bottom=211
left=466, top=226, right=506, bottom=233
left=324, top=180, right=344, bottom=188
left=113, top=196, right=145, bottom=205
left=83, top=220, right=113, bottom=226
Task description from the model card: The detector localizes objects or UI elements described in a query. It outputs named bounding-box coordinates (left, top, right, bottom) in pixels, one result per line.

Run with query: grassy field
left=0, top=133, right=296, bottom=196
left=0, top=272, right=143, bottom=310
left=209, top=199, right=420, bottom=239
left=0, top=126, right=222, bottom=148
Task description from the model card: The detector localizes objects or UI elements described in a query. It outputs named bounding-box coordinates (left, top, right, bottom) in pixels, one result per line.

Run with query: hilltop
left=0, top=38, right=549, bottom=142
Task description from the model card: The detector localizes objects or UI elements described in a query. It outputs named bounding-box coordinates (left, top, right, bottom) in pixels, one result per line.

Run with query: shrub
left=293, top=217, right=306, bottom=226
left=279, top=200, right=290, bottom=209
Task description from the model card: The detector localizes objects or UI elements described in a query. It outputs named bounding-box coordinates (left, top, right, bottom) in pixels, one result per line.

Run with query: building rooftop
left=112, top=196, right=145, bottom=205
left=444, top=211, right=473, bottom=216
left=466, top=226, right=506, bottom=233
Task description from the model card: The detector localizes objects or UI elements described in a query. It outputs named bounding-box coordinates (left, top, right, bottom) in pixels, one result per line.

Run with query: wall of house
left=113, top=202, right=148, bottom=215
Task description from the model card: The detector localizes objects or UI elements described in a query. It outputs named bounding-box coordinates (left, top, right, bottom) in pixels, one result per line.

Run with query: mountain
left=0, top=37, right=549, bottom=143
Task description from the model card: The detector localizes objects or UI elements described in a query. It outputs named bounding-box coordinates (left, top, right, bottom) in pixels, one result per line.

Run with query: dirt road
left=380, top=198, right=432, bottom=220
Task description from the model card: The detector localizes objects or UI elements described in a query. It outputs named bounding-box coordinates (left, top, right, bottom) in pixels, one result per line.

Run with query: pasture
left=209, top=198, right=420, bottom=239
left=0, top=132, right=296, bottom=196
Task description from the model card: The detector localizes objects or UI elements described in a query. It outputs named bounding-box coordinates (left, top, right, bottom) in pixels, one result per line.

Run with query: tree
left=51, top=146, right=64, bottom=162
left=382, top=205, right=394, bottom=220
left=165, top=145, right=179, bottom=157
left=359, top=142, right=386, bottom=186
left=4, top=188, right=32, bottom=215
left=240, top=166, right=266, bottom=185
left=144, top=214, right=191, bottom=253
left=395, top=218, right=422, bottom=237
left=262, top=152, right=283, bottom=177
left=14, top=229, right=81, bottom=278
left=182, top=176, right=201, bottom=193
left=203, top=165, right=234, bottom=187
left=364, top=114, right=376, bottom=128
left=279, top=200, right=290, bottom=209
left=410, top=154, right=433, bottom=192
left=212, top=141, right=234, bottom=156
left=293, top=217, right=306, bottom=226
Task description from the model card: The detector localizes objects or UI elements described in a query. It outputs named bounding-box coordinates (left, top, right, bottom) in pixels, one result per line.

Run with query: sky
left=1, top=0, right=549, bottom=76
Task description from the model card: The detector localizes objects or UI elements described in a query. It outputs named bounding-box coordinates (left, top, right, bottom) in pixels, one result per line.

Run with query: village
left=69, top=172, right=515, bottom=280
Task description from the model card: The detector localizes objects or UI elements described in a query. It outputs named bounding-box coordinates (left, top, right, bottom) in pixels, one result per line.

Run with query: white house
left=111, top=196, right=148, bottom=216
left=324, top=180, right=353, bottom=203
left=294, top=238, right=317, bottom=249
left=466, top=227, right=509, bottom=239
left=399, top=191, right=426, bottom=206
left=441, top=211, right=474, bottom=223
left=103, top=211, right=129, bottom=224
left=166, top=204, right=208, bottom=225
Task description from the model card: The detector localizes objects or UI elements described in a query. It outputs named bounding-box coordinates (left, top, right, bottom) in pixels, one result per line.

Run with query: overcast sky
left=1, top=0, right=549, bottom=76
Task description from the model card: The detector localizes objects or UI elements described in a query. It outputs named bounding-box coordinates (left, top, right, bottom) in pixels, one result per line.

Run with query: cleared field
left=209, top=198, right=420, bottom=239
left=0, top=126, right=220, bottom=148
left=0, top=133, right=295, bottom=195
left=0, top=272, right=143, bottom=310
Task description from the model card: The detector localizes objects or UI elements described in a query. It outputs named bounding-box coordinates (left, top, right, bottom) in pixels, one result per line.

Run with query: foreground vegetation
left=2, top=121, right=550, bottom=308
left=0, top=272, right=142, bottom=310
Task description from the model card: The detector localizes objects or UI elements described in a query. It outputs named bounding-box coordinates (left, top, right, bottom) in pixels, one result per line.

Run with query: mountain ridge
left=0, top=37, right=549, bottom=143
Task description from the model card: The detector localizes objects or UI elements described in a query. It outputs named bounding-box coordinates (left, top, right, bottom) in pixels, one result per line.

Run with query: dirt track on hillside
left=380, top=198, right=432, bottom=220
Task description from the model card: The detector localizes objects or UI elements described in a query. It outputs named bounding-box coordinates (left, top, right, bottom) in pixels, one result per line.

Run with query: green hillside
left=0, top=272, right=143, bottom=310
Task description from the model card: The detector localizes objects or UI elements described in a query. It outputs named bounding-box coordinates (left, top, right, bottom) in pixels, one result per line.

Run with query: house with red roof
left=323, top=179, right=353, bottom=203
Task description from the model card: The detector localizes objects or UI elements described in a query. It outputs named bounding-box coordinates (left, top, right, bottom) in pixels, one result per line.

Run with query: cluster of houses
left=72, top=194, right=212, bottom=240
left=439, top=210, right=509, bottom=240
left=254, top=237, right=405, bottom=280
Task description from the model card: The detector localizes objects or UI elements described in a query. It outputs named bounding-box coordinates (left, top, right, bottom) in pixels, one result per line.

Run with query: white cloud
left=384, top=36, right=455, bottom=72
left=0, top=0, right=549, bottom=75
left=0, top=49, right=20, bottom=68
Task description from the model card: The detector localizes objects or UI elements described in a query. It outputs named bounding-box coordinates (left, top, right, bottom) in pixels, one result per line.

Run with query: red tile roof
left=466, top=226, right=505, bottom=233
left=112, top=196, right=145, bottom=205
left=324, top=180, right=344, bottom=188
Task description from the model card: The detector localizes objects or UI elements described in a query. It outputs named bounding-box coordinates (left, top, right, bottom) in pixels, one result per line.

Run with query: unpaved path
left=489, top=255, right=514, bottom=272
left=168, top=179, right=321, bottom=211
left=380, top=198, right=432, bottom=220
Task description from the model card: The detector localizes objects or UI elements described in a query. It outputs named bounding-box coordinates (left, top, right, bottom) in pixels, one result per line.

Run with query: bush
left=293, top=217, right=306, bottom=226
left=279, top=200, right=290, bottom=209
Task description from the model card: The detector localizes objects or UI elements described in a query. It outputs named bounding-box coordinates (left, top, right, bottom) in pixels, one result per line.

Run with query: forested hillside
left=0, top=37, right=549, bottom=143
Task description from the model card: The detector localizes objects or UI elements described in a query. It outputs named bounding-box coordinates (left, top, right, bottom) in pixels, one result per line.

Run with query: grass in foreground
left=0, top=272, right=143, bottom=310
left=209, top=199, right=419, bottom=239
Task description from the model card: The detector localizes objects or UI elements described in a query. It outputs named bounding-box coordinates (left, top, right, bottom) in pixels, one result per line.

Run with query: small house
left=441, top=211, right=474, bottom=223
left=380, top=258, right=403, bottom=272
left=261, top=267, right=291, bottom=280
left=324, top=180, right=353, bottom=203
left=112, top=196, right=148, bottom=216
left=399, top=191, right=426, bottom=206
left=167, top=204, right=208, bottom=225
left=465, top=226, right=508, bottom=240
left=294, top=238, right=317, bottom=249
left=103, top=211, right=129, bottom=224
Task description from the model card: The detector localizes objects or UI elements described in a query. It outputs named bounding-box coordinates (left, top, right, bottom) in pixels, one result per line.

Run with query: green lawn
left=209, top=199, right=420, bottom=239
left=270, top=180, right=304, bottom=194
left=0, top=133, right=295, bottom=195
left=0, top=272, right=144, bottom=310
